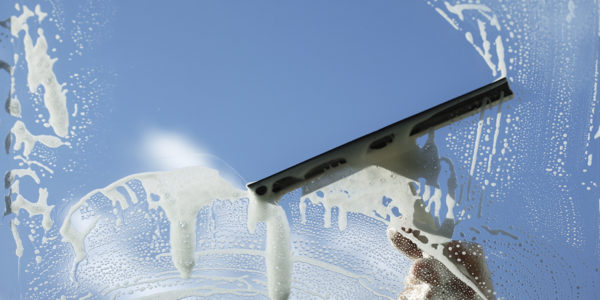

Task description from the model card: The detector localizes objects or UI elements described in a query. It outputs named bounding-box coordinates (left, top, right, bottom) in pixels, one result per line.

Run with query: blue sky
left=94, top=0, right=493, bottom=182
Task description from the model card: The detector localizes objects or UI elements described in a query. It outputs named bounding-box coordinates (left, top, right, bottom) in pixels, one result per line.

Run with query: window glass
left=1, top=1, right=598, bottom=299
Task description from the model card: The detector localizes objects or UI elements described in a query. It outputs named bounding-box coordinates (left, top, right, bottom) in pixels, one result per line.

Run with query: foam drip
left=60, top=166, right=246, bottom=280
left=248, top=193, right=292, bottom=300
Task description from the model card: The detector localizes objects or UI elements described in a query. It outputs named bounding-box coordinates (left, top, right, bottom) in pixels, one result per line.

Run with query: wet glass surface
left=1, top=1, right=599, bottom=299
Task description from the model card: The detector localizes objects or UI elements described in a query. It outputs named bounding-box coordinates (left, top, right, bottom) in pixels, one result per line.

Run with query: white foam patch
left=7, top=167, right=41, bottom=184
left=13, top=155, right=54, bottom=174
left=445, top=2, right=500, bottom=31
left=11, top=5, right=69, bottom=137
left=34, top=4, right=47, bottom=23
left=60, top=166, right=246, bottom=280
left=444, top=2, right=492, bottom=21
left=302, top=166, right=419, bottom=231
left=9, top=181, right=54, bottom=231
left=487, top=101, right=503, bottom=173
left=10, top=120, right=68, bottom=158
left=298, top=163, right=488, bottom=299
left=438, top=2, right=507, bottom=80
left=10, top=218, right=24, bottom=258
left=248, top=193, right=292, bottom=300
left=435, top=7, right=459, bottom=30
left=470, top=110, right=486, bottom=177
left=7, top=54, right=22, bottom=117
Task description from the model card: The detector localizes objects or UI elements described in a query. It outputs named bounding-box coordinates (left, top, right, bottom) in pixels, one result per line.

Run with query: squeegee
left=247, top=78, right=513, bottom=198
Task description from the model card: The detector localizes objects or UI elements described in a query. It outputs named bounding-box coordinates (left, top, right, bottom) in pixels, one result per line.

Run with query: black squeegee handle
left=247, top=78, right=513, bottom=198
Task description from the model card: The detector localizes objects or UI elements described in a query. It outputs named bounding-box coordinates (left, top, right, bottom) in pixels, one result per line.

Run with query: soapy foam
left=10, top=218, right=24, bottom=258
left=9, top=120, right=67, bottom=158
left=487, top=101, right=503, bottom=173
left=435, top=7, right=459, bottom=30
left=299, top=163, right=489, bottom=299
left=439, top=1, right=507, bottom=80
left=7, top=167, right=41, bottom=184
left=9, top=181, right=54, bottom=231
left=11, top=5, right=69, bottom=137
left=13, top=155, right=54, bottom=174
left=248, top=193, right=292, bottom=300
left=57, top=165, right=296, bottom=299
left=6, top=54, right=22, bottom=117
left=298, top=132, right=495, bottom=298
left=60, top=166, right=246, bottom=280
left=428, top=1, right=600, bottom=298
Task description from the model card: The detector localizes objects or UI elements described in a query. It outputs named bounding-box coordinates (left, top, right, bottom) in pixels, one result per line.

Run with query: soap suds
left=11, top=5, right=69, bottom=137
left=487, top=101, right=503, bottom=173
left=10, top=218, right=24, bottom=258
left=438, top=1, right=507, bottom=80
left=34, top=4, right=47, bottom=23
left=468, top=108, right=486, bottom=199
left=7, top=167, right=41, bottom=184
left=494, top=35, right=507, bottom=78
left=58, top=165, right=294, bottom=299
left=9, top=120, right=68, bottom=158
left=9, top=182, right=54, bottom=231
left=298, top=132, right=494, bottom=298
left=13, top=155, right=54, bottom=174
left=60, top=166, right=246, bottom=280
left=435, top=8, right=459, bottom=30
left=248, top=193, right=292, bottom=300
left=5, top=54, right=22, bottom=117
left=444, top=2, right=492, bottom=21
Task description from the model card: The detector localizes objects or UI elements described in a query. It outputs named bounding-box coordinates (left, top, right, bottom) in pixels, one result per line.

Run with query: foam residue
left=10, top=218, right=24, bottom=258
left=7, top=167, right=41, bottom=184
left=9, top=181, right=54, bottom=231
left=34, top=4, right=47, bottom=23
left=60, top=166, right=246, bottom=280
left=11, top=5, right=69, bottom=137
left=487, top=101, right=503, bottom=173
left=300, top=163, right=489, bottom=299
left=445, top=2, right=500, bottom=31
left=439, top=2, right=507, bottom=79
left=494, top=35, right=507, bottom=77
left=301, top=166, right=420, bottom=231
left=9, top=120, right=68, bottom=158
left=248, top=193, right=292, bottom=300
left=297, top=132, right=497, bottom=298
left=470, top=109, right=486, bottom=177
left=6, top=54, right=22, bottom=117
left=13, top=155, right=54, bottom=174
left=435, top=7, right=459, bottom=30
